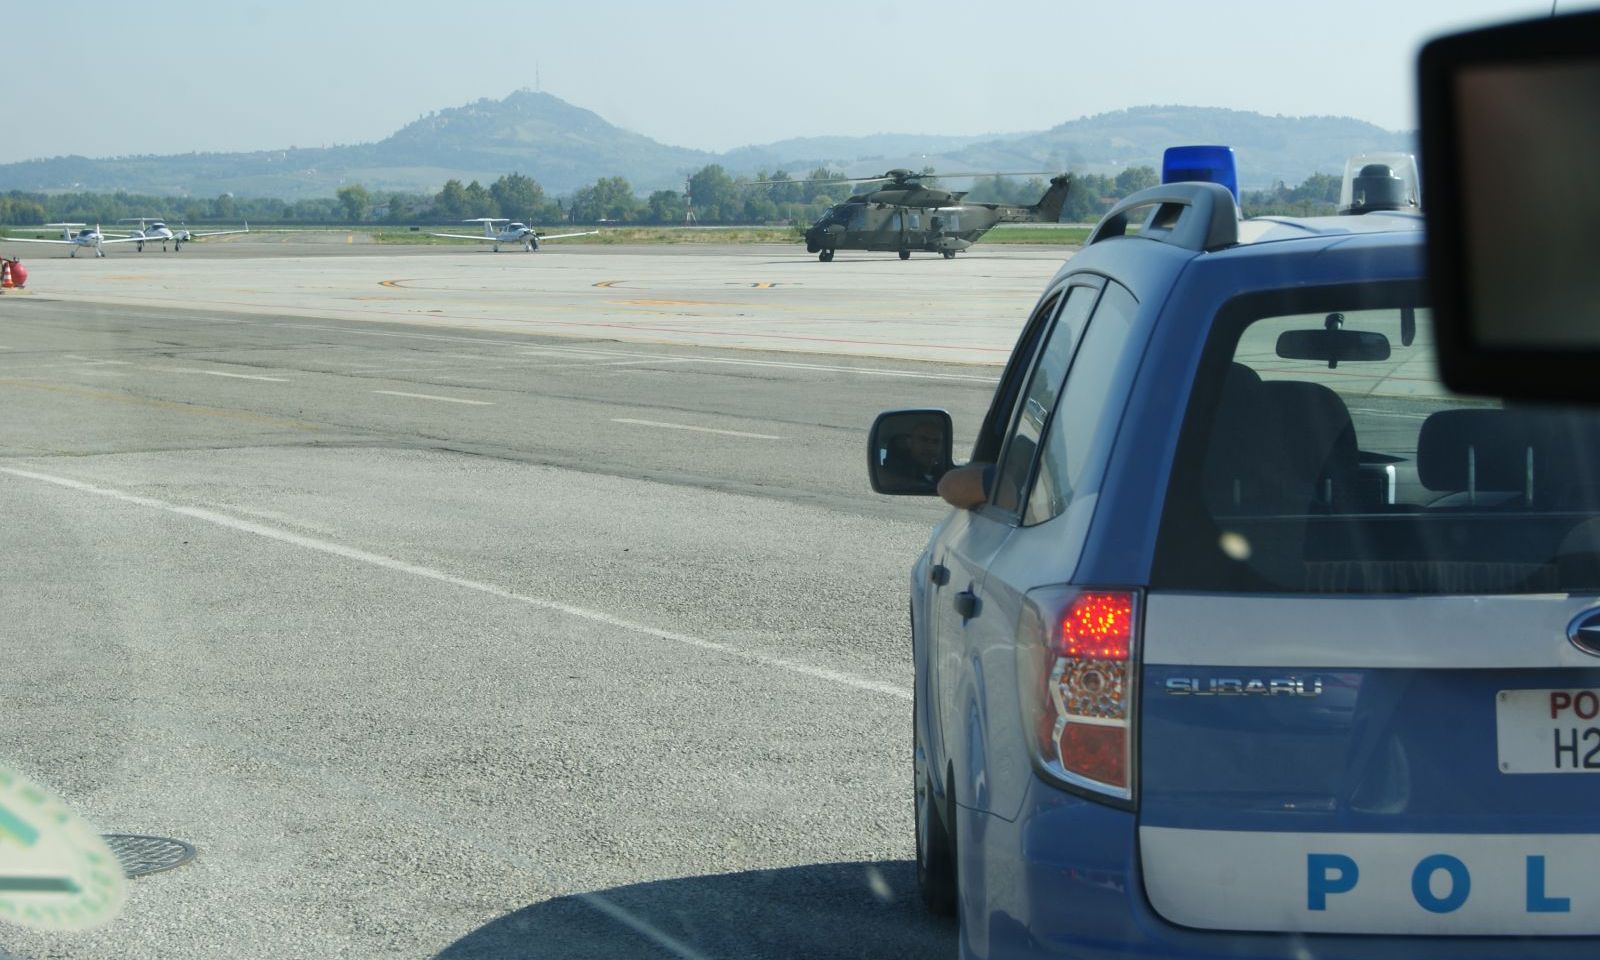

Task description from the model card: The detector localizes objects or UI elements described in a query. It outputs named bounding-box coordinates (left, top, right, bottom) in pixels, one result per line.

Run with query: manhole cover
left=101, top=834, right=196, bottom=879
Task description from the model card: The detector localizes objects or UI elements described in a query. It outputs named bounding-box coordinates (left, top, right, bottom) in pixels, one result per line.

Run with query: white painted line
left=612, top=418, right=782, bottom=440
left=373, top=389, right=494, bottom=406
left=0, top=466, right=909, bottom=702
left=1349, top=407, right=1430, bottom=421
left=151, top=366, right=290, bottom=382
left=65, top=356, right=133, bottom=366
left=201, top=370, right=289, bottom=382
left=276, top=322, right=995, bottom=382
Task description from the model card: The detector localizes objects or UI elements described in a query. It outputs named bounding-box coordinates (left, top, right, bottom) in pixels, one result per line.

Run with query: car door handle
left=930, top=563, right=949, bottom=586
left=953, top=589, right=980, bottom=620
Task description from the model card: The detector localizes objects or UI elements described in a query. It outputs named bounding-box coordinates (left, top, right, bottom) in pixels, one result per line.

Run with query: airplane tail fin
left=1030, top=175, right=1073, bottom=223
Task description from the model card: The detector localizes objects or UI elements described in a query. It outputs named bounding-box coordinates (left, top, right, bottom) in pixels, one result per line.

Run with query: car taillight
left=1019, top=588, right=1139, bottom=802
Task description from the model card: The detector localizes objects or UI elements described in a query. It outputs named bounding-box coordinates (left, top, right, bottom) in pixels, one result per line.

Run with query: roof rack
left=1086, top=181, right=1239, bottom=252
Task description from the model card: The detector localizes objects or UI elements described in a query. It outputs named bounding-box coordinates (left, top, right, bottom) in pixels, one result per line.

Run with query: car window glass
left=991, top=284, right=1098, bottom=515
left=1023, top=282, right=1139, bottom=526
left=1153, top=301, right=1600, bottom=594
left=971, top=291, right=1063, bottom=463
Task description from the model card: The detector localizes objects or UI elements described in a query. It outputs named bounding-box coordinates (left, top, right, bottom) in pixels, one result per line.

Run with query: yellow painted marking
left=379, top=279, right=412, bottom=288
left=346, top=234, right=354, bottom=244
left=615, top=298, right=725, bottom=307
left=592, top=280, right=622, bottom=288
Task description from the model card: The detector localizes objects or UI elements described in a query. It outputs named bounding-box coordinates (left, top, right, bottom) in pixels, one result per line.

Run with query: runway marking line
left=152, top=366, right=290, bottom=382
left=0, top=465, right=910, bottom=704
left=615, top=298, right=725, bottom=307
left=372, top=389, right=493, bottom=406
left=201, top=370, right=289, bottom=382
left=275, top=323, right=998, bottom=382
left=591, top=280, right=622, bottom=288
left=612, top=418, right=781, bottom=440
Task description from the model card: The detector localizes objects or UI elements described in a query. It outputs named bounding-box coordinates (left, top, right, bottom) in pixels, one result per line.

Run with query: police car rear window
left=1152, top=291, right=1600, bottom=595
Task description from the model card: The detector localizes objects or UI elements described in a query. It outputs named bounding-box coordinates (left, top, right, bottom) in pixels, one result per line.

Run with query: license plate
left=1497, top=689, right=1600, bottom=774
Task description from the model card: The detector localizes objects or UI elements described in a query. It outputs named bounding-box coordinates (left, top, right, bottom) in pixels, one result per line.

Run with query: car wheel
left=915, top=686, right=958, bottom=915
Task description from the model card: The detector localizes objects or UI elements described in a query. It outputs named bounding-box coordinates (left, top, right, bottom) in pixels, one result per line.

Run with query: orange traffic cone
left=1, top=260, right=11, bottom=288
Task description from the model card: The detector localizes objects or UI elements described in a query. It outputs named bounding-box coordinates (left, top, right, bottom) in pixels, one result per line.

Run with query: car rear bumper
left=964, top=774, right=1600, bottom=960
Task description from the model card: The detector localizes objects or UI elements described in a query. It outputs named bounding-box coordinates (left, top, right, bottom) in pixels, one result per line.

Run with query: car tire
left=915, top=686, right=958, bottom=916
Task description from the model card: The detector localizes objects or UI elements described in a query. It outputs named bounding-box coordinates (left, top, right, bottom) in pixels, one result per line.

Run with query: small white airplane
left=428, top=218, right=597, bottom=252
left=113, top=218, right=249, bottom=252
left=0, top=223, right=144, bottom=257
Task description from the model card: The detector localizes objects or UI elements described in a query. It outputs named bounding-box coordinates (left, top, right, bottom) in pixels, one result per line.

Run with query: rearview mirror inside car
left=868, top=409, right=952, bottom=496
left=1419, top=9, right=1600, bottom=402
left=1276, top=329, right=1391, bottom=364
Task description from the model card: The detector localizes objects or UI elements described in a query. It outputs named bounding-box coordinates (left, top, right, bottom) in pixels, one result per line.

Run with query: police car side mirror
left=868, top=409, right=953, bottom=496
left=1419, top=9, right=1600, bottom=403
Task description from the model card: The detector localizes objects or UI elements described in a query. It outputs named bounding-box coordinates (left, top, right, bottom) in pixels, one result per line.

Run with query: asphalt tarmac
left=0, top=241, right=1069, bottom=959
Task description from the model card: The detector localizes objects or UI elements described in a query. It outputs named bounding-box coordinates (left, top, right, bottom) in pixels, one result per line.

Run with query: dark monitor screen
left=1419, top=10, right=1600, bottom=401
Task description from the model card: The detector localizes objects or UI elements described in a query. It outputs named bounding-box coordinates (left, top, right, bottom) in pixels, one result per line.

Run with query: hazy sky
left=3, top=0, right=1580, bottom=164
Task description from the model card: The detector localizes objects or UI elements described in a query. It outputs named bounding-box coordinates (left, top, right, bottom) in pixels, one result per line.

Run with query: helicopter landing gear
left=942, top=250, right=956, bottom=259
left=819, top=249, right=834, bottom=262
left=898, top=249, right=911, bottom=260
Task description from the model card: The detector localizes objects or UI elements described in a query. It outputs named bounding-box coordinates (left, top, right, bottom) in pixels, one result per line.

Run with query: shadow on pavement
left=435, top=859, right=956, bottom=960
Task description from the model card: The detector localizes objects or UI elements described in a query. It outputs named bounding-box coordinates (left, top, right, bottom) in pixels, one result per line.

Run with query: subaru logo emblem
left=1568, top=609, right=1600, bottom=657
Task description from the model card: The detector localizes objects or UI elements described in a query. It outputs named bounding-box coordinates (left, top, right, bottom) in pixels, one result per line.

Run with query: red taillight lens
left=1023, top=589, right=1138, bottom=799
left=1060, top=591, right=1133, bottom=660
left=1058, top=721, right=1127, bottom=787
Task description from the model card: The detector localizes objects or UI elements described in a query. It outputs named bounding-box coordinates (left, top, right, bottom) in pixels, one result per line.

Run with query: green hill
left=0, top=95, right=1411, bottom=199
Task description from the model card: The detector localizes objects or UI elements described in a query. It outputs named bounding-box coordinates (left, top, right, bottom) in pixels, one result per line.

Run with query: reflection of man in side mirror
left=886, top=420, right=951, bottom=485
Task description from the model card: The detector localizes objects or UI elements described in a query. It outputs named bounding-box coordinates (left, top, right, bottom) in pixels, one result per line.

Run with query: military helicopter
left=767, top=169, right=1071, bottom=261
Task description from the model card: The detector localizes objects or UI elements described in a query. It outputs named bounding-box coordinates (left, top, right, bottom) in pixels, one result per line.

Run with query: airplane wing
left=188, top=226, right=249, bottom=239
left=427, top=233, right=496, bottom=242
left=99, top=236, right=146, bottom=245
left=0, top=236, right=74, bottom=245
left=534, top=231, right=601, bottom=241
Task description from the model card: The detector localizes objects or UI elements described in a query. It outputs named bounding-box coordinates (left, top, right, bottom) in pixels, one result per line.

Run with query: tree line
left=0, top=168, right=1346, bottom=228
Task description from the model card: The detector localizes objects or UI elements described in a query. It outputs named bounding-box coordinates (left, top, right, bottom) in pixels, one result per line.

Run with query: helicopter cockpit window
left=909, top=214, right=921, bottom=230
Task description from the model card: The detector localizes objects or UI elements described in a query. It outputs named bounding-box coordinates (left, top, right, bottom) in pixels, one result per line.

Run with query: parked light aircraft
left=113, top=218, right=249, bottom=252
left=0, top=223, right=144, bottom=258
left=427, top=218, right=597, bottom=252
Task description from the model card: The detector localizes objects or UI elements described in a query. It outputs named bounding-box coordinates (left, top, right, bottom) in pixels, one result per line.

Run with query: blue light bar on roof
left=1162, top=145, right=1239, bottom=203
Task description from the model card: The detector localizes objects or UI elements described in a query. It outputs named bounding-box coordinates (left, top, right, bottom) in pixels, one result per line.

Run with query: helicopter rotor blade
left=907, top=170, right=1058, bottom=180
left=745, top=174, right=894, bottom=187
left=746, top=168, right=1057, bottom=187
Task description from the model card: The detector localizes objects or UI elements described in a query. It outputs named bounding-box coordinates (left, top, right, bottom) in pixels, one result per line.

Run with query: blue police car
left=868, top=147, right=1600, bottom=958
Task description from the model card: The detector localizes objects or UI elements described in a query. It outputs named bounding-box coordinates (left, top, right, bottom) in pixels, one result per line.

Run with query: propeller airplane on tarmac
left=112, top=218, right=249, bottom=252
left=0, top=223, right=145, bottom=258
left=428, top=218, right=598, bottom=252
